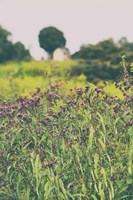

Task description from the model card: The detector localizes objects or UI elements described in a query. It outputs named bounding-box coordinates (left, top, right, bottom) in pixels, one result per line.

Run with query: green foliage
left=72, top=38, right=133, bottom=83
left=0, top=60, right=80, bottom=99
left=70, top=61, right=122, bottom=83
left=70, top=52, right=133, bottom=83
left=73, top=39, right=119, bottom=61
left=0, top=57, right=132, bottom=199
left=0, top=68, right=132, bottom=199
left=13, top=42, right=31, bottom=61
left=0, top=60, right=130, bottom=104
left=38, top=26, right=66, bottom=57
left=0, top=25, right=31, bottom=63
left=72, top=38, right=133, bottom=63
left=0, top=26, right=14, bottom=62
left=0, top=60, right=127, bottom=100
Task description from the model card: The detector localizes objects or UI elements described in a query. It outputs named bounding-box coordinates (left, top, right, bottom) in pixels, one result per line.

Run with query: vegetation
left=0, top=58, right=133, bottom=199
left=0, top=60, right=126, bottom=100
left=72, top=38, right=133, bottom=63
left=38, top=26, right=66, bottom=58
left=71, top=38, right=133, bottom=83
left=70, top=59, right=133, bottom=84
left=0, top=26, right=31, bottom=63
left=0, top=23, right=132, bottom=200
left=0, top=60, right=80, bottom=99
left=1, top=24, right=133, bottom=67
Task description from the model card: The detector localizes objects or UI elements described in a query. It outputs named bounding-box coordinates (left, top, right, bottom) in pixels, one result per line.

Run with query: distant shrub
left=70, top=60, right=132, bottom=83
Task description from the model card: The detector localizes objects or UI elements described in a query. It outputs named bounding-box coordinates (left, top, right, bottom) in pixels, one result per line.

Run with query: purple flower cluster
left=46, top=92, right=60, bottom=100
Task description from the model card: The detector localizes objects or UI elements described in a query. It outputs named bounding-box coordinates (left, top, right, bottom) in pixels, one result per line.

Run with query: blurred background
left=0, top=0, right=133, bottom=99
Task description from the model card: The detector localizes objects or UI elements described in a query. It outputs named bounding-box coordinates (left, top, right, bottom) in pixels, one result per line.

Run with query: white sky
left=0, top=0, right=132, bottom=59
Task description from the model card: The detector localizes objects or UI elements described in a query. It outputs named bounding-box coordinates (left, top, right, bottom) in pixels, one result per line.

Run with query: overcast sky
left=0, top=0, right=132, bottom=59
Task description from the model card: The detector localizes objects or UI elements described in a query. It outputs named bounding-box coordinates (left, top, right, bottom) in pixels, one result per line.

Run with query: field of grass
left=0, top=59, right=133, bottom=199
left=0, top=60, right=125, bottom=99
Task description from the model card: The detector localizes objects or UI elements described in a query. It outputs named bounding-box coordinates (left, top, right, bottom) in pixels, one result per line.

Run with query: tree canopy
left=72, top=37, right=133, bottom=63
left=38, top=26, right=66, bottom=57
left=0, top=26, right=31, bottom=63
left=13, top=42, right=31, bottom=61
left=71, top=37, right=133, bottom=83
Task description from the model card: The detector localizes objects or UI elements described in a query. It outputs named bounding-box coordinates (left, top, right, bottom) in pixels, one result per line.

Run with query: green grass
left=0, top=60, right=133, bottom=199
left=0, top=60, right=125, bottom=99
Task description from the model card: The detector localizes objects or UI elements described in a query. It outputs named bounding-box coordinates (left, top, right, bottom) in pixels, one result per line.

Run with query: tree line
left=0, top=26, right=31, bottom=62
left=72, top=37, right=133, bottom=63
left=0, top=25, right=133, bottom=64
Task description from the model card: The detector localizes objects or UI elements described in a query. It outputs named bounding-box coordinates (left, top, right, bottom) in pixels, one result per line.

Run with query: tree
left=13, top=42, right=31, bottom=61
left=0, top=25, right=11, bottom=41
left=0, top=25, right=32, bottom=62
left=0, top=26, right=14, bottom=62
left=118, top=37, right=128, bottom=48
left=72, top=38, right=120, bottom=61
left=38, top=26, right=66, bottom=57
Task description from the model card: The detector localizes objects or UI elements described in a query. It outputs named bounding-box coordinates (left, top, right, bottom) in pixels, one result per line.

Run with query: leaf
left=35, top=154, right=42, bottom=175
left=127, top=178, right=132, bottom=184
left=108, top=180, right=114, bottom=198
left=44, top=181, right=53, bottom=199
left=72, top=143, right=82, bottom=156
left=97, top=112, right=106, bottom=135
left=99, top=189, right=105, bottom=200
left=59, top=179, right=68, bottom=199
left=88, top=126, right=94, bottom=151
left=91, top=194, right=97, bottom=200
left=101, top=167, right=107, bottom=188
left=98, top=139, right=106, bottom=152
left=39, top=133, right=48, bottom=145
left=94, top=153, right=99, bottom=179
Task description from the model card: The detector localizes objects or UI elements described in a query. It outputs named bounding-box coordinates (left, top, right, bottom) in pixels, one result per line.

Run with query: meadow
left=0, top=60, right=125, bottom=99
left=0, top=59, right=133, bottom=200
